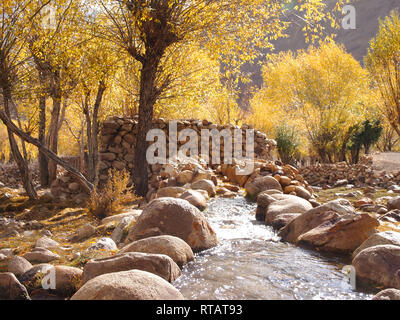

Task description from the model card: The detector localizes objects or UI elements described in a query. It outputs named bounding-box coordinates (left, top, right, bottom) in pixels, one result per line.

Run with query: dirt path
left=371, top=152, right=400, bottom=172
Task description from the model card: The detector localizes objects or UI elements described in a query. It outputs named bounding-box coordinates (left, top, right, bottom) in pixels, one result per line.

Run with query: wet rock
left=373, top=289, right=400, bottom=300
left=191, top=180, right=216, bottom=197
left=86, top=238, right=117, bottom=252
left=279, top=200, right=367, bottom=245
left=23, top=248, right=60, bottom=264
left=0, top=273, right=30, bottom=300
left=125, top=198, right=218, bottom=253
left=120, top=235, right=194, bottom=268
left=353, top=231, right=400, bottom=258
left=8, top=256, right=33, bottom=277
left=71, top=270, right=184, bottom=300
left=245, top=176, right=282, bottom=199
left=262, top=194, right=313, bottom=226
left=296, top=213, right=379, bottom=254
left=82, top=252, right=180, bottom=284
left=353, top=245, right=400, bottom=289
left=180, top=190, right=207, bottom=211
left=271, top=214, right=301, bottom=230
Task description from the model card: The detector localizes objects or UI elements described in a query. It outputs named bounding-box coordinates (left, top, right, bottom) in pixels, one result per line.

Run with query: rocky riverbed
left=1, top=158, right=400, bottom=300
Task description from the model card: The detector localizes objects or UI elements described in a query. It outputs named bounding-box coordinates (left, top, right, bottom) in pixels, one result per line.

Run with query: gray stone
left=35, top=236, right=60, bottom=249
left=125, top=198, right=218, bottom=253
left=71, top=270, right=184, bottom=300
left=23, top=248, right=60, bottom=264
left=353, top=231, right=400, bottom=258
left=8, top=256, right=33, bottom=277
left=0, top=273, right=30, bottom=300
left=86, top=237, right=117, bottom=252
left=353, top=245, right=400, bottom=289
left=82, top=252, right=181, bottom=284
left=373, top=289, right=400, bottom=300
left=111, top=215, right=135, bottom=244
left=120, top=235, right=194, bottom=268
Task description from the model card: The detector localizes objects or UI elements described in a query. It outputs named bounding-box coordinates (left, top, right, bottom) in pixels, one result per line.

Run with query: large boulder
left=373, top=289, right=400, bottom=300
left=296, top=213, right=378, bottom=254
left=279, top=199, right=378, bottom=253
left=191, top=180, right=216, bottom=197
left=0, top=272, right=30, bottom=300
left=279, top=210, right=338, bottom=243
left=81, top=252, right=181, bottom=284
left=279, top=199, right=356, bottom=243
left=353, top=231, right=400, bottom=259
left=179, top=190, right=207, bottom=211
left=120, top=235, right=194, bottom=268
left=125, top=198, right=218, bottom=252
left=71, top=270, right=184, bottom=300
left=8, top=256, right=33, bottom=277
left=51, top=266, right=83, bottom=297
left=256, top=193, right=312, bottom=226
left=353, top=245, right=400, bottom=289
left=245, top=176, right=283, bottom=199
left=19, top=264, right=82, bottom=297
left=157, top=187, right=186, bottom=199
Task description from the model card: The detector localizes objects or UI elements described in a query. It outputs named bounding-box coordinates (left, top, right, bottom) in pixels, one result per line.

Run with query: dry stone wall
left=300, top=156, right=400, bottom=188
left=97, top=117, right=277, bottom=186
left=50, top=117, right=277, bottom=200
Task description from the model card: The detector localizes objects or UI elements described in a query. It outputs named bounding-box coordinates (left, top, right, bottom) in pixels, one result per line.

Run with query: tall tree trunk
left=47, top=91, right=62, bottom=184
left=84, top=106, right=93, bottom=182
left=91, top=81, right=105, bottom=184
left=38, top=92, right=49, bottom=187
left=134, top=55, right=161, bottom=196
left=2, top=86, right=37, bottom=199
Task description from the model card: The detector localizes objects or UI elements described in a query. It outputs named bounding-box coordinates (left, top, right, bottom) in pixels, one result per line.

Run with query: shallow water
left=174, top=197, right=376, bottom=300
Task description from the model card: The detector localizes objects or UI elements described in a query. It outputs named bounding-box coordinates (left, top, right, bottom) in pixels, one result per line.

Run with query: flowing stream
left=174, top=197, right=377, bottom=300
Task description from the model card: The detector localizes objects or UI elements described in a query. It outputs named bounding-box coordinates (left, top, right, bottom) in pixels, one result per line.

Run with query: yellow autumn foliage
left=249, top=42, right=373, bottom=162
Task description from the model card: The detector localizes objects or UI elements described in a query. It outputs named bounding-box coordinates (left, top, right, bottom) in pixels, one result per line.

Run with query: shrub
left=275, top=124, right=300, bottom=165
left=88, top=168, right=138, bottom=219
